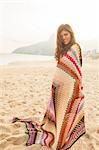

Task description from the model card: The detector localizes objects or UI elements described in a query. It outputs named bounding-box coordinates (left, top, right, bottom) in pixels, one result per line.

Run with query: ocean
left=0, top=53, right=54, bottom=65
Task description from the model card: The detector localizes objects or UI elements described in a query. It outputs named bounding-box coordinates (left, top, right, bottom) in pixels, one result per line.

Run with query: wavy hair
left=55, top=24, right=76, bottom=63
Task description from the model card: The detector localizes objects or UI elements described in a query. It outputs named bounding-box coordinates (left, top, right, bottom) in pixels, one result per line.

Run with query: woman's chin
left=63, top=42, right=69, bottom=45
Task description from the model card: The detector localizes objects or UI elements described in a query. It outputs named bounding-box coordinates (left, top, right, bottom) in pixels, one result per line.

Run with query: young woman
left=12, top=24, right=86, bottom=150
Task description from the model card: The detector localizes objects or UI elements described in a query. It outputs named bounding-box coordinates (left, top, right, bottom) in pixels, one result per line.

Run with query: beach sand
left=0, top=57, right=99, bottom=150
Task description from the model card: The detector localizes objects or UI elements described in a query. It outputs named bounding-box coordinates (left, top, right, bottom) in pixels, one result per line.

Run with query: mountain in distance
left=12, top=34, right=99, bottom=56
left=12, top=34, right=56, bottom=56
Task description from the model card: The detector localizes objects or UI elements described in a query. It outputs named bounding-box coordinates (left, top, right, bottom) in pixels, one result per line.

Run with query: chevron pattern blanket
left=12, top=43, right=86, bottom=150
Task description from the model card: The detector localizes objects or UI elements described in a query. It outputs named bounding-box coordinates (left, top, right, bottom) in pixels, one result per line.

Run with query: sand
left=0, top=57, right=99, bottom=150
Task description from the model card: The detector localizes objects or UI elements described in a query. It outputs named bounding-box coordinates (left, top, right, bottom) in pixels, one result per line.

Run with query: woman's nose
left=62, top=35, right=65, bottom=40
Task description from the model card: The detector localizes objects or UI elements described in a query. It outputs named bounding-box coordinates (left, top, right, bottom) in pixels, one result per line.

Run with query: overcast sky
left=0, top=0, right=99, bottom=53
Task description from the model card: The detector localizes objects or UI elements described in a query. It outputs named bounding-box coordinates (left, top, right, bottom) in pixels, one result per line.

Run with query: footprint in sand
left=0, top=124, right=11, bottom=133
left=96, top=129, right=99, bottom=134
left=6, top=134, right=28, bottom=145
left=85, top=133, right=91, bottom=139
left=0, top=139, right=8, bottom=150
left=0, top=133, right=10, bottom=141
left=11, top=123, right=21, bottom=129
left=0, top=134, right=28, bottom=149
left=88, top=143, right=95, bottom=150
left=0, top=119, right=5, bottom=123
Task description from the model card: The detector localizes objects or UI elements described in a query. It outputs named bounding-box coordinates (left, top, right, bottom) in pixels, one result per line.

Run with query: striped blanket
left=12, top=43, right=86, bottom=150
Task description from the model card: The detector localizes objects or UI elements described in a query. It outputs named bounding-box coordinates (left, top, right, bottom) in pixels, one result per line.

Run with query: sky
left=0, top=0, right=99, bottom=53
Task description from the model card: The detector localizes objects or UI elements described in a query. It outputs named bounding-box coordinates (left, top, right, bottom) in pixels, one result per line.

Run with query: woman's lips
left=63, top=40, right=67, bottom=43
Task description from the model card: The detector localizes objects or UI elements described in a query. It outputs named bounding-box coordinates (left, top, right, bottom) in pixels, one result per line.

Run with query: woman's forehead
left=60, top=30, right=69, bottom=36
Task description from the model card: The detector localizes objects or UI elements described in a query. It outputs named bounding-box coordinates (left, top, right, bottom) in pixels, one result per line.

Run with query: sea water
left=0, top=53, right=54, bottom=65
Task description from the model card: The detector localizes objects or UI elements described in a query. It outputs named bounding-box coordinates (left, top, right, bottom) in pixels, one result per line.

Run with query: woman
left=12, top=24, right=86, bottom=150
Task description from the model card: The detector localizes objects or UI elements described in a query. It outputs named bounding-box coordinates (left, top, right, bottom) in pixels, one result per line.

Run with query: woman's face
left=60, top=30, right=71, bottom=45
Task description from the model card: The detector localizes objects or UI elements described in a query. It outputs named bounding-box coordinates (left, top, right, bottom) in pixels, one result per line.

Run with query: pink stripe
left=64, top=53, right=82, bottom=77
left=30, top=132, right=35, bottom=144
left=68, top=97, right=83, bottom=134
left=41, top=126, right=54, bottom=147
left=27, top=130, right=35, bottom=145
left=44, top=131, right=48, bottom=146
left=49, top=133, right=54, bottom=147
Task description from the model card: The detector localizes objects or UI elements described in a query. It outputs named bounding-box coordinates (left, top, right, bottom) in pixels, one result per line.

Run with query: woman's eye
left=64, top=33, right=68, bottom=36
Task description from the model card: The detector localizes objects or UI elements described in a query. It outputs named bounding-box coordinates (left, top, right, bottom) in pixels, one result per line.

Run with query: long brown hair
left=55, top=24, right=76, bottom=63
